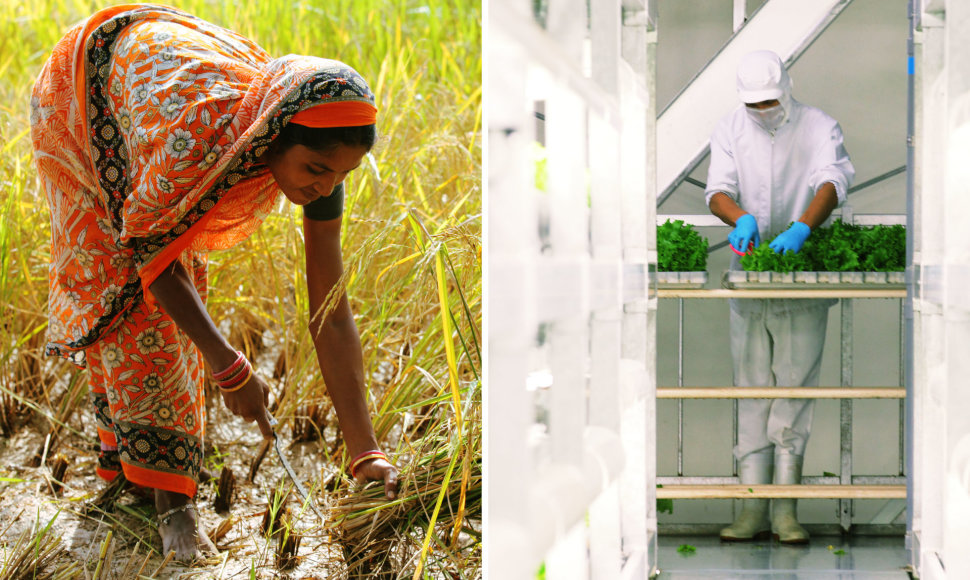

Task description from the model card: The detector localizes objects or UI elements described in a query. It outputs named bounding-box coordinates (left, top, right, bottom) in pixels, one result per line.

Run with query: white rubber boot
left=720, top=450, right=773, bottom=542
left=772, top=452, right=810, bottom=544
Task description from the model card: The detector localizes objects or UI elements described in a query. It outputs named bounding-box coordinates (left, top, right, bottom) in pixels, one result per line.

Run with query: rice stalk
left=329, top=429, right=482, bottom=577
left=0, top=511, right=81, bottom=580
left=90, top=530, right=112, bottom=580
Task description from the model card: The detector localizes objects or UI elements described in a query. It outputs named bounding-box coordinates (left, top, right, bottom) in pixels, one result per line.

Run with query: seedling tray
left=655, top=271, right=709, bottom=289
left=722, top=270, right=905, bottom=290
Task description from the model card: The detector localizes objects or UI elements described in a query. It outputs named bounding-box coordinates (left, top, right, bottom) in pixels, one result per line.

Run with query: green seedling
left=742, top=220, right=906, bottom=272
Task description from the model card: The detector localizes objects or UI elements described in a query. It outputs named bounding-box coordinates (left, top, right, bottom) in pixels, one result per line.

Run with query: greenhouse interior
left=487, top=0, right=969, bottom=578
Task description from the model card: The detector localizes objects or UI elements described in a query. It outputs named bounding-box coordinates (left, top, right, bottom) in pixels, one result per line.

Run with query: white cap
left=736, top=50, right=791, bottom=104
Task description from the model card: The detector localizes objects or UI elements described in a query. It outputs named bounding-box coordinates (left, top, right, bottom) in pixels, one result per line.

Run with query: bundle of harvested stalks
left=0, top=514, right=81, bottom=580
left=329, top=435, right=482, bottom=577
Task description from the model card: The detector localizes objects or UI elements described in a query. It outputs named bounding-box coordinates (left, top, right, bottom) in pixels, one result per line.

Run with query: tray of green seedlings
left=655, top=219, right=709, bottom=288
left=722, top=220, right=906, bottom=289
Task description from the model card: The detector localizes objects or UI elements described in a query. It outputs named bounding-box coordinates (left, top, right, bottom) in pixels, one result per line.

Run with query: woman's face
left=263, top=143, right=369, bottom=206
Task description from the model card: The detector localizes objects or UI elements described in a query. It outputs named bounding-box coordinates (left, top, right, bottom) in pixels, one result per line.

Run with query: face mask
left=746, top=104, right=787, bottom=131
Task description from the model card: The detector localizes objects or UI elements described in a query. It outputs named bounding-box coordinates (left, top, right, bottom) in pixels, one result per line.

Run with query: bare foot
left=155, top=489, right=217, bottom=561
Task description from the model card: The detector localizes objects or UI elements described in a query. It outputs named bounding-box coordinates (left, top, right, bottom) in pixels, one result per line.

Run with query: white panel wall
left=913, top=1, right=970, bottom=578
left=486, top=0, right=657, bottom=577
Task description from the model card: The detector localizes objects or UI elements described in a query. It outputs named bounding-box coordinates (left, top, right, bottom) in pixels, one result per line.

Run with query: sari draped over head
left=30, top=3, right=376, bottom=496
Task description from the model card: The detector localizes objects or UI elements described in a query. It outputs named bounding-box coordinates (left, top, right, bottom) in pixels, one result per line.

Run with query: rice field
left=0, top=0, right=481, bottom=577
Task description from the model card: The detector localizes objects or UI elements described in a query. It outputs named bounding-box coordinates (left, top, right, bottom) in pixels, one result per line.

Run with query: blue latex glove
left=728, top=214, right=760, bottom=253
left=769, top=221, right=811, bottom=254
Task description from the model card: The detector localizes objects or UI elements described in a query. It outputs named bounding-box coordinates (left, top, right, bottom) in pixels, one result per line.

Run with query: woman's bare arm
left=303, top=216, right=397, bottom=498
left=148, top=261, right=273, bottom=437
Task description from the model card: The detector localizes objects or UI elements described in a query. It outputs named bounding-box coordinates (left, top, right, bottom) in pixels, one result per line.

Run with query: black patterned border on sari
left=114, top=419, right=203, bottom=483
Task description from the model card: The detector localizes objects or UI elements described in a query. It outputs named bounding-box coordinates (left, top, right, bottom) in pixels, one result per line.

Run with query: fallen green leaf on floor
left=657, top=498, right=674, bottom=514
left=748, top=488, right=754, bottom=493
left=677, top=544, right=696, bottom=555
left=823, top=471, right=838, bottom=477
left=833, top=549, right=846, bottom=556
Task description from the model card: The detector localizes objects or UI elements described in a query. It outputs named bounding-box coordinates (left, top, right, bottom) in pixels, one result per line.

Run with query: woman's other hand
left=354, top=457, right=399, bottom=500
left=220, top=372, right=274, bottom=439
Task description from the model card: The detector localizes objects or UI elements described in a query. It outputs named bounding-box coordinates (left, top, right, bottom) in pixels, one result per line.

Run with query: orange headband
left=290, top=100, right=378, bottom=128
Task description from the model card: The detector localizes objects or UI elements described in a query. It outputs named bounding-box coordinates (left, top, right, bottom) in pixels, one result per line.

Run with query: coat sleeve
left=807, top=120, right=855, bottom=207
left=705, top=119, right=740, bottom=207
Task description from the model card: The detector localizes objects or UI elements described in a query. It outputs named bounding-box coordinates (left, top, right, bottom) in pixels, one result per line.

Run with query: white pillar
left=941, top=1, right=970, bottom=576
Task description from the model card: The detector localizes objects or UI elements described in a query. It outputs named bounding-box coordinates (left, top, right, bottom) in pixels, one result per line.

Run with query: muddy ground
left=0, top=394, right=374, bottom=579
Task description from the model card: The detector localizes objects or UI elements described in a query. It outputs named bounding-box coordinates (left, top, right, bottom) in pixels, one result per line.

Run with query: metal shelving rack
left=655, top=218, right=908, bottom=535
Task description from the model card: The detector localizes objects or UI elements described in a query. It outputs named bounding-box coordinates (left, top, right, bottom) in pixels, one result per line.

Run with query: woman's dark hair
left=270, top=122, right=377, bottom=157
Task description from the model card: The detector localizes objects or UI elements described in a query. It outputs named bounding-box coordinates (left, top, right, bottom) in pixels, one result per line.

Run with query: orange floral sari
left=30, top=4, right=376, bottom=496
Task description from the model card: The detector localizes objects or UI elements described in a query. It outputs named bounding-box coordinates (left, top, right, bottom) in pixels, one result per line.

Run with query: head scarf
left=31, top=3, right=376, bottom=359
left=291, top=100, right=377, bottom=127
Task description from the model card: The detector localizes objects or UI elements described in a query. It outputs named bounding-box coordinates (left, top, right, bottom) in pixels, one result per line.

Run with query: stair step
left=657, top=484, right=906, bottom=500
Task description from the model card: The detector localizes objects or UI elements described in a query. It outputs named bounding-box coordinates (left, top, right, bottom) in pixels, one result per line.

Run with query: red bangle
left=212, top=351, right=245, bottom=380
left=220, top=367, right=253, bottom=393
left=218, top=360, right=248, bottom=384
left=350, top=450, right=387, bottom=478
left=218, top=360, right=252, bottom=390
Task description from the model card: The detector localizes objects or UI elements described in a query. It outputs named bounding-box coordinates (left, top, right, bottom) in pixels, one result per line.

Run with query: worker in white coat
left=706, top=50, right=855, bottom=544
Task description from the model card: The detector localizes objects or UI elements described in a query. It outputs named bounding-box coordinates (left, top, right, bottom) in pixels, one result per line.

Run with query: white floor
left=656, top=535, right=910, bottom=579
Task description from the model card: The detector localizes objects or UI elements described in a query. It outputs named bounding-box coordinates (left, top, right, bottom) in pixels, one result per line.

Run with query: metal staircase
left=657, top=0, right=855, bottom=203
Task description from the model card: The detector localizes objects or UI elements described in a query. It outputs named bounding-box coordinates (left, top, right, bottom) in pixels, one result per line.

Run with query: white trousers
left=730, top=303, right=829, bottom=461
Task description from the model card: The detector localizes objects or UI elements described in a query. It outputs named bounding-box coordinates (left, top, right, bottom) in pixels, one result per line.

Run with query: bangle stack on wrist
left=350, top=449, right=388, bottom=478
left=212, top=350, right=253, bottom=393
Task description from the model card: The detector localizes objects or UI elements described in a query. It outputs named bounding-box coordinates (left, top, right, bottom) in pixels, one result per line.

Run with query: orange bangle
left=350, top=450, right=387, bottom=478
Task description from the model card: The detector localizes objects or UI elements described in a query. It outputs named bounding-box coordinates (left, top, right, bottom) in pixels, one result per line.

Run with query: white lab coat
left=705, top=98, right=854, bottom=460
left=705, top=98, right=856, bottom=315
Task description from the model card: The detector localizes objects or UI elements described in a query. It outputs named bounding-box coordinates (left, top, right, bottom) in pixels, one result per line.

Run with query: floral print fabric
left=88, top=256, right=207, bottom=496
left=30, top=4, right=377, bottom=495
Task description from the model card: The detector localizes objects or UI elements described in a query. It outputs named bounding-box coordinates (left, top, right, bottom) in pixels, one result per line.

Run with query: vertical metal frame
left=658, top=211, right=908, bottom=535
left=486, top=0, right=657, bottom=577
left=840, top=299, right=854, bottom=532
